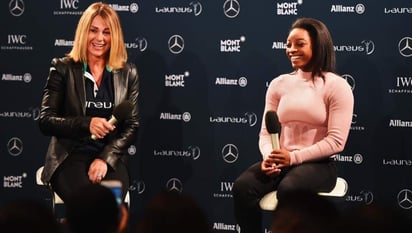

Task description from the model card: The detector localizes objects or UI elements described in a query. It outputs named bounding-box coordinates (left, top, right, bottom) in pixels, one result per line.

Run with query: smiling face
left=87, top=15, right=111, bottom=60
left=285, top=28, right=313, bottom=71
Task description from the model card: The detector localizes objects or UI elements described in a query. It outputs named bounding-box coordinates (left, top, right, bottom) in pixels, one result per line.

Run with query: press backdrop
left=1, top=0, right=412, bottom=231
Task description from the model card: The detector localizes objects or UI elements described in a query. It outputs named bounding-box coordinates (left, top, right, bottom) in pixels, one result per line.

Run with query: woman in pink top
left=232, top=18, right=354, bottom=233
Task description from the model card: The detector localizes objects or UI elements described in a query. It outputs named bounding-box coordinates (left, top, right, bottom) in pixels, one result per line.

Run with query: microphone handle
left=270, top=133, right=280, bottom=150
left=91, top=116, right=118, bottom=140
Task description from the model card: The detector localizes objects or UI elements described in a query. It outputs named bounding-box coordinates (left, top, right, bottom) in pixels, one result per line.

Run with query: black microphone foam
left=112, top=101, right=134, bottom=123
left=265, top=110, right=281, bottom=134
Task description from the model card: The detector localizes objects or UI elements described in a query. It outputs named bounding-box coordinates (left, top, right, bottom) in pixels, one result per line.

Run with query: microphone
left=91, top=101, right=134, bottom=140
left=265, top=110, right=281, bottom=150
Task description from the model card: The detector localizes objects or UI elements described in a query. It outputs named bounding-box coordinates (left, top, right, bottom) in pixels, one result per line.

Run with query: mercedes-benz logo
left=341, top=74, right=355, bottom=91
left=7, top=137, right=23, bottom=156
left=222, top=144, right=239, bottom=163
left=398, top=37, right=412, bottom=57
left=168, top=35, right=184, bottom=54
left=397, top=189, right=412, bottom=209
left=166, top=178, right=183, bottom=193
left=223, top=0, right=240, bottom=18
left=9, top=0, right=25, bottom=17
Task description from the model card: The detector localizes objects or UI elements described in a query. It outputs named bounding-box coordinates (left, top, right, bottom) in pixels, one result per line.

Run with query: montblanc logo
left=54, top=39, right=74, bottom=47
left=2, top=73, right=32, bottom=83
left=331, top=4, right=365, bottom=14
left=154, top=146, right=200, bottom=160
left=276, top=1, right=303, bottom=15
left=389, top=119, right=412, bottom=127
left=155, top=1, right=202, bottom=16
left=334, top=40, right=375, bottom=55
left=160, top=112, right=191, bottom=122
left=215, top=76, right=247, bottom=87
left=165, top=71, right=189, bottom=87
left=210, top=112, right=257, bottom=127
left=220, top=36, right=246, bottom=52
left=3, top=173, right=27, bottom=188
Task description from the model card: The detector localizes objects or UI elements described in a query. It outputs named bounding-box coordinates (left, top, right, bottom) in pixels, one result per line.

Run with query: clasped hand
left=89, top=117, right=115, bottom=139
left=261, top=149, right=291, bottom=176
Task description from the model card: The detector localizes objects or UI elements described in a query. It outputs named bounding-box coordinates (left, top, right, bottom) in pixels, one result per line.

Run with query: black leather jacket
left=39, top=57, right=139, bottom=184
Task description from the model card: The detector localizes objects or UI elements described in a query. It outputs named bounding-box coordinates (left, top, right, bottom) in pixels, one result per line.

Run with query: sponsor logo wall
left=1, top=0, right=411, bottom=230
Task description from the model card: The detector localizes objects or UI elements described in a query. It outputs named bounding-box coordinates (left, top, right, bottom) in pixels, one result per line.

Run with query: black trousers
left=50, top=152, right=130, bottom=203
left=232, top=159, right=337, bottom=233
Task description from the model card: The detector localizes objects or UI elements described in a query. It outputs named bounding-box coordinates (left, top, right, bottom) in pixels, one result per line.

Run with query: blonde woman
left=39, top=2, right=139, bottom=203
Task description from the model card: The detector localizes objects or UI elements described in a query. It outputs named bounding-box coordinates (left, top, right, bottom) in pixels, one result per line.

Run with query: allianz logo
left=389, top=119, right=412, bottom=128
left=272, top=41, right=287, bottom=49
left=215, top=77, right=247, bottom=87
left=54, top=39, right=74, bottom=47
left=331, top=4, right=365, bottom=14
left=334, top=153, right=363, bottom=164
left=160, top=112, right=191, bottom=122
left=213, top=222, right=237, bottom=231
left=2, top=73, right=31, bottom=83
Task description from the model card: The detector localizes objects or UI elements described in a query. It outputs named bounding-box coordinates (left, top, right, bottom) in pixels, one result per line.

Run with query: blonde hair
left=67, top=2, right=127, bottom=69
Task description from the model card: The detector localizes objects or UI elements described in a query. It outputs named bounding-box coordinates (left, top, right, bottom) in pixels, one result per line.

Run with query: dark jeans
left=232, top=159, right=337, bottom=233
left=50, top=152, right=129, bottom=203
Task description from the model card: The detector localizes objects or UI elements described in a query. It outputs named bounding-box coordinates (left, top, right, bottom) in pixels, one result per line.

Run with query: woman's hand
left=261, top=149, right=291, bottom=176
left=89, top=117, right=115, bottom=139
left=88, top=158, right=108, bottom=183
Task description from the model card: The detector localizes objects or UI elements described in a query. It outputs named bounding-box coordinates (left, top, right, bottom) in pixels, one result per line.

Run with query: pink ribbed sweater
left=259, top=69, right=354, bottom=165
